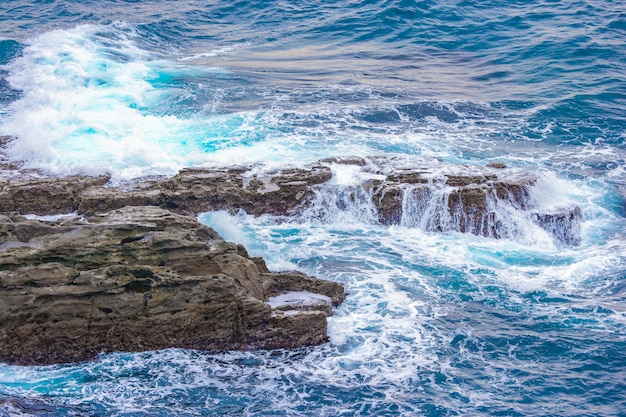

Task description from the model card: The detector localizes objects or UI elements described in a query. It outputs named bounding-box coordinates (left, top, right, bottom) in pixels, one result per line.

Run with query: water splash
left=293, top=161, right=584, bottom=248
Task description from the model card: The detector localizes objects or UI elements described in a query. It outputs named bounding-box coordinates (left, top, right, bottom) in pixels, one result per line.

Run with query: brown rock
left=373, top=185, right=404, bottom=225
left=330, top=156, right=580, bottom=244
left=0, top=156, right=582, bottom=247
left=531, top=207, right=583, bottom=246
left=0, top=206, right=345, bottom=365
left=75, top=165, right=333, bottom=217
left=1, top=174, right=110, bottom=215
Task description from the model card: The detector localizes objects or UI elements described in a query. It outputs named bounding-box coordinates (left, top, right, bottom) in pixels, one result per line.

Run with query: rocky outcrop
left=0, top=147, right=586, bottom=364
left=1, top=172, right=110, bottom=215
left=0, top=165, right=332, bottom=217
left=302, top=156, right=582, bottom=245
left=0, top=155, right=583, bottom=245
left=367, top=161, right=536, bottom=233
left=0, top=207, right=345, bottom=365
left=78, top=165, right=333, bottom=216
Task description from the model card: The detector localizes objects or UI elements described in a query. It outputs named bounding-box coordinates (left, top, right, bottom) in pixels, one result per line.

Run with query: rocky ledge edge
left=1, top=152, right=583, bottom=245
left=0, top=206, right=345, bottom=366
left=1, top=134, right=584, bottom=365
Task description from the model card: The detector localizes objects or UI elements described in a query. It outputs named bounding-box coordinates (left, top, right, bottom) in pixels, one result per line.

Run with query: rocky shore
left=0, top=206, right=344, bottom=365
left=0, top=155, right=581, bottom=244
left=0, top=136, right=584, bottom=365
left=1, top=136, right=349, bottom=365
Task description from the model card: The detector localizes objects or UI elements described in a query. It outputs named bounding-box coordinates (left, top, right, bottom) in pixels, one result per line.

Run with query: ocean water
left=1, top=0, right=625, bottom=416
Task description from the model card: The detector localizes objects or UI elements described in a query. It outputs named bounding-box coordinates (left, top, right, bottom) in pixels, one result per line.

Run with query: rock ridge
left=0, top=154, right=582, bottom=245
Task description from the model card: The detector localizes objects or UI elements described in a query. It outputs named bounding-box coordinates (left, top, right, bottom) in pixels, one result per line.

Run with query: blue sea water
left=1, top=0, right=625, bottom=416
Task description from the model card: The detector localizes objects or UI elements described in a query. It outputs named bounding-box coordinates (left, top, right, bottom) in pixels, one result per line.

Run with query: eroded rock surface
left=0, top=155, right=583, bottom=245
left=0, top=148, right=586, bottom=364
left=0, top=207, right=344, bottom=365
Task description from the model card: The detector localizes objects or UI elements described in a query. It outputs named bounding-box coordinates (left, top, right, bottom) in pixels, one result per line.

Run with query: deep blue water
left=1, top=1, right=625, bottom=416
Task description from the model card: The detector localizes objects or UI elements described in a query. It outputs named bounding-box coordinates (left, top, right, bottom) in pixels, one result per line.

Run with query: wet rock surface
left=0, top=207, right=345, bottom=365
left=301, top=156, right=582, bottom=245
left=0, top=151, right=584, bottom=364
left=0, top=154, right=583, bottom=244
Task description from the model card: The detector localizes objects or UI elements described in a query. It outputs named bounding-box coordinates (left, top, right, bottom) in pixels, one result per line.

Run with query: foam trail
left=192, top=197, right=626, bottom=414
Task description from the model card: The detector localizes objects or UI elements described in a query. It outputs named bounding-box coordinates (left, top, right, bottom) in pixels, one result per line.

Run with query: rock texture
left=0, top=145, right=587, bottom=365
left=0, top=154, right=583, bottom=245
left=0, top=207, right=344, bottom=365
left=0, top=165, right=332, bottom=217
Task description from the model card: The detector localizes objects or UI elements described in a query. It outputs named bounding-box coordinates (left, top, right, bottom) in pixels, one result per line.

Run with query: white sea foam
left=198, top=210, right=252, bottom=248
left=328, top=163, right=385, bottom=186
left=267, top=291, right=332, bottom=309
left=0, top=25, right=273, bottom=180
left=0, top=24, right=563, bottom=182
left=22, top=213, right=77, bottom=222
left=186, top=202, right=624, bottom=416
left=1, top=26, right=185, bottom=177
left=177, top=43, right=250, bottom=62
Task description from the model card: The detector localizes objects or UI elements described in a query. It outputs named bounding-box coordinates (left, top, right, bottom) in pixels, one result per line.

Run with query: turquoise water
left=1, top=1, right=625, bottom=415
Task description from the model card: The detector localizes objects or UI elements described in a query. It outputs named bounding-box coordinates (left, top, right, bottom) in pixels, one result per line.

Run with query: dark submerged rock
left=0, top=394, right=70, bottom=416
left=531, top=206, right=583, bottom=246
